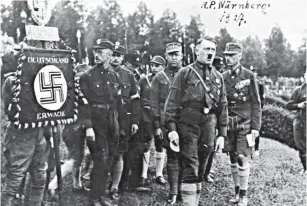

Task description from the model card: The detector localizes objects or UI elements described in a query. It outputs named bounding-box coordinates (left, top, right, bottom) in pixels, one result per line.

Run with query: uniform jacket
left=139, top=75, right=152, bottom=109
left=78, top=64, right=125, bottom=129
left=164, top=61, right=228, bottom=137
left=112, top=65, right=140, bottom=125
left=287, top=83, right=306, bottom=121
left=222, top=65, right=262, bottom=131
left=150, top=65, right=180, bottom=129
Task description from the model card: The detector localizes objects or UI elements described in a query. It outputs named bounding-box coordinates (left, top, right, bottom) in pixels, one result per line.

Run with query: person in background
left=138, top=55, right=166, bottom=189
left=286, top=71, right=306, bottom=175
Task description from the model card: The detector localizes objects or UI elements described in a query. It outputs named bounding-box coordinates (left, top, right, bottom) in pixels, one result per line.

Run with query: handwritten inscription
left=201, top=0, right=271, bottom=26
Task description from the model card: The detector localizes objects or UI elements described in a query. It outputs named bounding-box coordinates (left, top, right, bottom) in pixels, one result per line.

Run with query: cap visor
left=223, top=51, right=239, bottom=54
left=166, top=49, right=181, bottom=54
left=150, top=60, right=162, bottom=65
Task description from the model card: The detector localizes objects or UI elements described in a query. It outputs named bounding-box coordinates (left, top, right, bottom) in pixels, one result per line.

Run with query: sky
left=3, top=0, right=307, bottom=49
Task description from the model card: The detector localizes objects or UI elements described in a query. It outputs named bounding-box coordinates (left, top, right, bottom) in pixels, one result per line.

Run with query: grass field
left=1, top=106, right=306, bottom=205
left=34, top=137, right=306, bottom=206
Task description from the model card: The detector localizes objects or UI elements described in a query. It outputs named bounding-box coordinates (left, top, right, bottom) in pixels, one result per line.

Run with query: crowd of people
left=1, top=35, right=306, bottom=206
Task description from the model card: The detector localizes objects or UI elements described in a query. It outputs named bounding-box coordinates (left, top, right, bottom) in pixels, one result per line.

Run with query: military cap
left=150, top=55, right=166, bottom=66
left=124, top=53, right=141, bottom=67
left=113, top=42, right=125, bottom=55
left=223, top=42, right=243, bottom=54
left=93, top=39, right=114, bottom=50
left=166, top=42, right=182, bottom=53
left=213, top=55, right=224, bottom=68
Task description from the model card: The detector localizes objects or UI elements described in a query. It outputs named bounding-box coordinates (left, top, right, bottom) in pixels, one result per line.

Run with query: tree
left=264, top=26, right=290, bottom=79
left=49, top=0, right=86, bottom=50
left=214, top=28, right=235, bottom=54
left=126, top=2, right=155, bottom=53
left=292, top=37, right=306, bottom=77
left=241, top=35, right=266, bottom=74
left=150, top=9, right=182, bottom=55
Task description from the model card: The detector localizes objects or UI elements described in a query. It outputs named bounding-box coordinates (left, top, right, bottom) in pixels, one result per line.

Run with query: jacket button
left=97, top=85, right=99, bottom=87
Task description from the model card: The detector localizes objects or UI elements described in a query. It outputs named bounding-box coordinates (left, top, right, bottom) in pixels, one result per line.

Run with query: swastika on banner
left=34, top=65, right=68, bottom=111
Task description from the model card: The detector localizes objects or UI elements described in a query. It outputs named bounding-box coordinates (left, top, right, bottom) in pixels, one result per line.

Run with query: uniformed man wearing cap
left=286, top=71, right=306, bottom=175
left=151, top=42, right=183, bottom=204
left=124, top=53, right=144, bottom=82
left=78, top=39, right=125, bottom=206
left=138, top=55, right=166, bottom=187
left=108, top=43, right=143, bottom=197
left=164, top=37, right=228, bottom=206
left=222, top=42, right=261, bottom=206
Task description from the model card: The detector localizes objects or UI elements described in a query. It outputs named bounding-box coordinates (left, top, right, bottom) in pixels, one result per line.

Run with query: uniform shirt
left=150, top=65, right=180, bottom=129
left=287, top=83, right=306, bottom=120
left=139, top=75, right=152, bottom=108
left=79, top=64, right=124, bottom=128
left=222, top=65, right=262, bottom=131
left=164, top=61, right=228, bottom=137
left=112, top=65, right=140, bottom=124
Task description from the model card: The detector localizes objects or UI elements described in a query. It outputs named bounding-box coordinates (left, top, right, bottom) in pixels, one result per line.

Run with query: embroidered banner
left=11, top=48, right=79, bottom=128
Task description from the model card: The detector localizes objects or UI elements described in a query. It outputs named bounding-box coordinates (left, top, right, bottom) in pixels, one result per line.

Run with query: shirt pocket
left=121, top=81, right=131, bottom=99
left=159, top=79, right=170, bottom=101
left=184, top=79, right=203, bottom=100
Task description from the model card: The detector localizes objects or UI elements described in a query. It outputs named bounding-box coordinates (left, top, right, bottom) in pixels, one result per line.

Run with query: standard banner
left=12, top=48, right=78, bottom=128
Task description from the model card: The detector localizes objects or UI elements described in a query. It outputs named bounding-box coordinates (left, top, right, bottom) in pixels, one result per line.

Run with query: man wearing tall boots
left=78, top=39, right=125, bottom=206
left=151, top=43, right=184, bottom=204
left=222, top=42, right=262, bottom=206
left=286, top=71, right=306, bottom=175
left=2, top=66, right=48, bottom=206
left=139, top=56, right=166, bottom=186
left=109, top=43, right=143, bottom=197
left=164, top=37, right=228, bottom=206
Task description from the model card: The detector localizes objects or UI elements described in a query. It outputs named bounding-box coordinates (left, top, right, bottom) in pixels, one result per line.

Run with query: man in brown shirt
left=164, top=37, right=228, bottom=206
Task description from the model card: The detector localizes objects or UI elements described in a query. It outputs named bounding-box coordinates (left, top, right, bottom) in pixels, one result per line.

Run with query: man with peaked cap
left=78, top=39, right=125, bottom=206
left=108, top=42, right=145, bottom=196
left=222, top=42, right=261, bottom=206
left=164, top=37, right=228, bottom=206
left=213, top=54, right=226, bottom=73
left=287, top=71, right=306, bottom=175
left=124, top=53, right=144, bottom=82
left=138, top=55, right=166, bottom=188
left=151, top=42, right=183, bottom=204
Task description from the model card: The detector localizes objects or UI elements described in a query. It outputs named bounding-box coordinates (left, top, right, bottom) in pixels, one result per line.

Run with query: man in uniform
left=286, top=71, right=306, bottom=174
left=165, top=37, right=228, bottom=205
left=203, top=54, right=227, bottom=184
left=108, top=43, right=142, bottom=197
left=2, top=67, right=48, bottom=206
left=78, top=39, right=125, bottom=206
left=222, top=42, right=262, bottom=206
left=48, top=64, right=90, bottom=194
left=124, top=53, right=144, bottom=82
left=139, top=55, right=166, bottom=186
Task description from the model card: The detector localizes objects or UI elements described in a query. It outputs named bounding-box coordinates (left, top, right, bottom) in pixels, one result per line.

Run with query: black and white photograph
left=0, top=0, right=306, bottom=205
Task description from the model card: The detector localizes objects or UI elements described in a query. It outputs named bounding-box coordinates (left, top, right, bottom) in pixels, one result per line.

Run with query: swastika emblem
left=34, top=65, right=68, bottom=111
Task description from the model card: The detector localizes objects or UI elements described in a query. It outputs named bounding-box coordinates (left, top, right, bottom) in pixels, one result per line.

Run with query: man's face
left=225, top=53, right=242, bottom=67
left=93, top=48, right=112, bottom=64
left=195, top=40, right=216, bottom=64
left=110, top=52, right=124, bottom=66
left=150, top=63, right=164, bottom=75
left=165, top=51, right=182, bottom=68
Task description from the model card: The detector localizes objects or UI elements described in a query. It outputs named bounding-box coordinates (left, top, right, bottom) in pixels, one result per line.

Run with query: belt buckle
left=203, top=107, right=210, bottom=114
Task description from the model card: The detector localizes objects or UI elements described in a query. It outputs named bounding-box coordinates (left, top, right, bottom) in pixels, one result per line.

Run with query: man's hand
left=131, top=124, right=139, bottom=135
left=155, top=128, right=163, bottom=140
left=86, top=128, right=95, bottom=142
left=215, top=136, right=225, bottom=153
left=298, top=102, right=306, bottom=109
